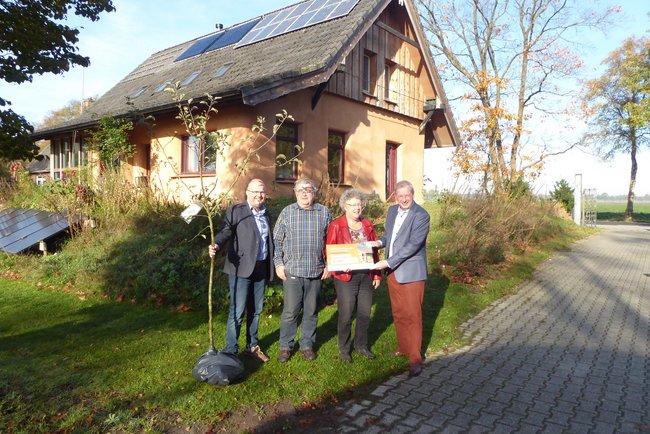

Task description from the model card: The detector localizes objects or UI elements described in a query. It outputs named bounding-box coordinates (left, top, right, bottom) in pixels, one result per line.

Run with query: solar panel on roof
left=204, top=18, right=261, bottom=54
left=236, top=0, right=359, bottom=47
left=0, top=208, right=74, bottom=254
left=175, top=18, right=262, bottom=62
left=176, top=35, right=219, bottom=62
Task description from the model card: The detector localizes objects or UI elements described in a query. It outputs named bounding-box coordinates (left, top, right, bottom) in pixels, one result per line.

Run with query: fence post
left=573, top=174, right=582, bottom=225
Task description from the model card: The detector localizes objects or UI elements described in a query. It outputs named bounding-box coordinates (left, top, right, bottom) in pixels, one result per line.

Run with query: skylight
left=155, top=80, right=172, bottom=93
left=181, top=71, right=200, bottom=86
left=131, top=86, right=148, bottom=98
left=213, top=62, right=234, bottom=78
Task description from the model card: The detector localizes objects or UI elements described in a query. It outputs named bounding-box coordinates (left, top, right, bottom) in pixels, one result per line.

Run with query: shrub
left=550, top=179, right=574, bottom=214
left=438, top=192, right=563, bottom=277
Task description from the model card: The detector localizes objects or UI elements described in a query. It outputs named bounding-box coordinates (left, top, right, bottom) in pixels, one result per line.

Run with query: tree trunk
left=624, top=134, right=637, bottom=221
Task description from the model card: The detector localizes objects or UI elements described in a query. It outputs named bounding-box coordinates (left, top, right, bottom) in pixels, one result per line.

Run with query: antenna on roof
left=215, top=23, right=223, bottom=30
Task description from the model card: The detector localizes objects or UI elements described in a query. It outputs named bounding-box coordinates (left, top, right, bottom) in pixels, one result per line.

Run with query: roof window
left=155, top=80, right=172, bottom=93
left=213, top=62, right=234, bottom=78
left=181, top=71, right=200, bottom=87
left=131, top=86, right=148, bottom=98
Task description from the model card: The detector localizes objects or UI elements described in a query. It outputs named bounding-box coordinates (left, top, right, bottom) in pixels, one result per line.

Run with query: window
left=52, top=140, right=60, bottom=172
left=62, top=139, right=70, bottom=168
left=275, top=122, right=298, bottom=180
left=327, top=131, right=345, bottom=183
left=131, top=85, right=147, bottom=98
left=181, top=71, right=200, bottom=86
left=155, top=80, right=172, bottom=92
left=213, top=62, right=234, bottom=78
left=182, top=135, right=217, bottom=174
left=384, top=62, right=393, bottom=100
left=362, top=52, right=376, bottom=94
left=72, top=140, right=80, bottom=167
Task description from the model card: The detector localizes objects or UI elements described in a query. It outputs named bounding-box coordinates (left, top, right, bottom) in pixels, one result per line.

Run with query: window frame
left=384, top=61, right=394, bottom=101
left=362, top=51, right=377, bottom=95
left=275, top=122, right=299, bottom=181
left=181, top=134, right=217, bottom=175
left=327, top=130, right=346, bottom=184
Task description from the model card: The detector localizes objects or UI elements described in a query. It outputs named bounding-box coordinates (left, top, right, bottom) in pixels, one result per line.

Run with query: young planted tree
left=416, top=0, right=615, bottom=192
left=0, top=0, right=115, bottom=160
left=154, top=87, right=299, bottom=352
left=582, top=37, right=649, bottom=220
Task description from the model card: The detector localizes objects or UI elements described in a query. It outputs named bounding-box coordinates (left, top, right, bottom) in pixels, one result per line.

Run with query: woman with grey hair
left=326, top=188, right=381, bottom=362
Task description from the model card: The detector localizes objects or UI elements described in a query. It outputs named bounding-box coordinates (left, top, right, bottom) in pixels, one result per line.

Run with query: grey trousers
left=334, top=272, right=373, bottom=355
left=279, top=271, right=322, bottom=351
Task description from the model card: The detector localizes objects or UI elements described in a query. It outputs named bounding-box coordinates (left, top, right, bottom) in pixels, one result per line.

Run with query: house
left=26, top=141, right=51, bottom=186
left=32, top=0, right=460, bottom=203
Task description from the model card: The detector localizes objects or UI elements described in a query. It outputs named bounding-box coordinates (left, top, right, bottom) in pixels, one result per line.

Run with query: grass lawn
left=596, top=201, right=650, bottom=223
left=0, top=205, right=589, bottom=432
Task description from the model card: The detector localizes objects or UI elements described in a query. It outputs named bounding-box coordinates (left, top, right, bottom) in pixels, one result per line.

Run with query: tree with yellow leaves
left=582, top=37, right=649, bottom=220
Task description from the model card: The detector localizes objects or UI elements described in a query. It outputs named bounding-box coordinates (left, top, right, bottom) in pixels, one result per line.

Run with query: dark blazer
left=379, top=202, right=430, bottom=284
left=214, top=202, right=274, bottom=280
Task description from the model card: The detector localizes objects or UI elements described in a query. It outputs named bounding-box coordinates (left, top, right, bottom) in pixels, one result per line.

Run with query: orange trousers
left=387, top=273, right=424, bottom=365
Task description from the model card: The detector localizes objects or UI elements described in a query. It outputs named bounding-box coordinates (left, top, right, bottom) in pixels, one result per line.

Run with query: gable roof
left=34, top=0, right=459, bottom=146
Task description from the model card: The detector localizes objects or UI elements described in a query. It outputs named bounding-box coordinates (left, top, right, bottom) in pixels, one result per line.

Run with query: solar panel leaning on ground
left=236, top=0, right=360, bottom=47
left=0, top=208, right=71, bottom=254
left=175, top=18, right=262, bottom=62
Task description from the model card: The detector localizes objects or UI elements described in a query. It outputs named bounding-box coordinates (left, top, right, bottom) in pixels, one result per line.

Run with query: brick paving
left=334, top=224, right=650, bottom=433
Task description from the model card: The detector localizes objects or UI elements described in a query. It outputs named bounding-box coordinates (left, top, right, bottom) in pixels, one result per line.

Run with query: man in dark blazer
left=373, top=180, right=430, bottom=377
left=209, top=179, right=273, bottom=362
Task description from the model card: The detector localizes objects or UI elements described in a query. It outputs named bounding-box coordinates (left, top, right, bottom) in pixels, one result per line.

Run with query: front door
left=386, top=142, right=399, bottom=200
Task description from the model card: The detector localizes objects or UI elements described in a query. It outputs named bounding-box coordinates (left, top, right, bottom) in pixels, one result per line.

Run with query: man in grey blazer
left=373, top=180, right=430, bottom=377
left=208, top=179, right=273, bottom=362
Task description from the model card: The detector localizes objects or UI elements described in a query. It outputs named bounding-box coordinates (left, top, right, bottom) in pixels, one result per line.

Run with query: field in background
left=596, top=202, right=650, bottom=223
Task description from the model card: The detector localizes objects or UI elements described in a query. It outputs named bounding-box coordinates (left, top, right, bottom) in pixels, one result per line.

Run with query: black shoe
left=300, top=348, right=316, bottom=361
left=408, top=363, right=422, bottom=377
left=355, top=348, right=375, bottom=359
left=278, top=349, right=291, bottom=363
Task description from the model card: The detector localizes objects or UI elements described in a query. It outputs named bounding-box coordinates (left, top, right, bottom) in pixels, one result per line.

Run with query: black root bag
left=192, top=348, right=245, bottom=386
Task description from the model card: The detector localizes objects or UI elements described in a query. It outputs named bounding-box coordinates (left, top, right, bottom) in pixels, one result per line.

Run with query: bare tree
left=417, top=0, right=615, bottom=192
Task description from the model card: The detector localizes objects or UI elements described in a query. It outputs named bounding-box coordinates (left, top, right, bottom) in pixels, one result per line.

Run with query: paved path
left=334, top=224, right=650, bottom=433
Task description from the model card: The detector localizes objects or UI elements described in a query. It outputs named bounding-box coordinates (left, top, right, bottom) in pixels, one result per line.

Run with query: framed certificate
left=326, top=243, right=375, bottom=272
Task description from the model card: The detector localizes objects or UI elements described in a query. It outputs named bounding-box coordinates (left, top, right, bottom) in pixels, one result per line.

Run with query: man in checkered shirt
left=274, top=178, right=332, bottom=362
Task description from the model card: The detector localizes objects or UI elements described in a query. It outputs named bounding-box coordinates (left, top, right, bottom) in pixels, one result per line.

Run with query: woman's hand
left=373, top=260, right=389, bottom=270
left=372, top=279, right=380, bottom=289
left=208, top=243, right=219, bottom=258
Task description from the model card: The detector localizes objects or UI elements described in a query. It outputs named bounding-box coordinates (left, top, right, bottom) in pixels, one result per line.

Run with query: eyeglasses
left=295, top=188, right=315, bottom=195
left=247, top=190, right=266, bottom=196
left=345, top=202, right=363, bottom=208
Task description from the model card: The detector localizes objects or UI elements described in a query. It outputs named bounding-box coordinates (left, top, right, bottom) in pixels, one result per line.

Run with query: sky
left=1, top=0, right=648, bottom=196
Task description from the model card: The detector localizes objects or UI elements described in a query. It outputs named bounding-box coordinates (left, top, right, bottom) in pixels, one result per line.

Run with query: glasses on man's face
left=247, top=190, right=266, bottom=196
left=295, top=188, right=315, bottom=195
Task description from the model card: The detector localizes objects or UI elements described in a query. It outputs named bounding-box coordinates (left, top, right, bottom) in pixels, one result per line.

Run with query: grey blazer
left=379, top=202, right=430, bottom=284
left=214, top=202, right=274, bottom=280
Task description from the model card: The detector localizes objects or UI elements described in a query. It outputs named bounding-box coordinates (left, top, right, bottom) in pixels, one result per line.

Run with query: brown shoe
left=300, top=348, right=316, bottom=361
left=278, top=348, right=291, bottom=363
left=247, top=345, right=269, bottom=363
left=408, top=363, right=422, bottom=377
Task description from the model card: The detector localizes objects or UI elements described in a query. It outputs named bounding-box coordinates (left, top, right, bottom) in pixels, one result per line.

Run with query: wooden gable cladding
left=325, top=4, right=434, bottom=121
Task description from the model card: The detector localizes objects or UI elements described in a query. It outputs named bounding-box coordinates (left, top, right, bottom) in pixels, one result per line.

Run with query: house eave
left=31, top=90, right=243, bottom=140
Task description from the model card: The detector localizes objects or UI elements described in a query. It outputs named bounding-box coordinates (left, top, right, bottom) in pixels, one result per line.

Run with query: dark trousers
left=335, top=272, right=373, bottom=355
left=387, top=272, right=425, bottom=365
left=224, top=260, right=267, bottom=354
left=279, top=272, right=322, bottom=351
